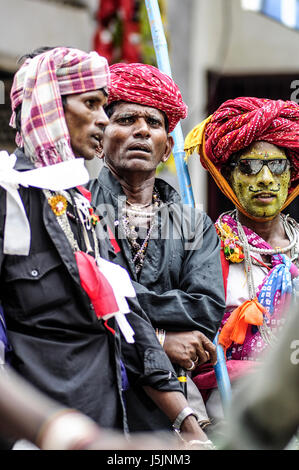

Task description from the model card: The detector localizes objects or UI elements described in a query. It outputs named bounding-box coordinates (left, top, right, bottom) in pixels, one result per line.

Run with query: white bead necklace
left=236, top=214, right=298, bottom=256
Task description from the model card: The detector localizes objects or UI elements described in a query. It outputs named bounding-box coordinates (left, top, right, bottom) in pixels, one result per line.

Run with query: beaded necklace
left=219, top=209, right=299, bottom=346
left=122, top=187, right=162, bottom=274
left=235, top=214, right=276, bottom=346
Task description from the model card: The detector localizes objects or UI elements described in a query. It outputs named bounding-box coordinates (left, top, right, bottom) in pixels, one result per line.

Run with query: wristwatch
left=172, top=406, right=200, bottom=433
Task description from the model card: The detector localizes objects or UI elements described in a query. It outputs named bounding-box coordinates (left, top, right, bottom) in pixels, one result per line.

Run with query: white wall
left=0, top=0, right=101, bottom=174
left=175, top=0, right=299, bottom=210
left=0, top=0, right=96, bottom=72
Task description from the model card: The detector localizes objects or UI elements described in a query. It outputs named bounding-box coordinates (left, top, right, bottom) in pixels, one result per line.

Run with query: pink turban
left=10, top=47, right=109, bottom=167
left=107, top=63, right=187, bottom=132
left=204, top=97, right=299, bottom=185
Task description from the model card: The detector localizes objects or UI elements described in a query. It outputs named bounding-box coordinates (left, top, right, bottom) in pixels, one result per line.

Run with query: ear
left=96, top=144, right=105, bottom=160
left=161, top=135, right=174, bottom=164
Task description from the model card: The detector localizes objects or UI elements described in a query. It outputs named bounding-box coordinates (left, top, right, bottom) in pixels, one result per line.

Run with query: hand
left=163, top=331, right=217, bottom=370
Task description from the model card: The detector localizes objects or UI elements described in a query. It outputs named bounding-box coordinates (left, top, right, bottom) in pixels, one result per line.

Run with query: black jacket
left=89, top=167, right=226, bottom=432
left=0, top=151, right=182, bottom=434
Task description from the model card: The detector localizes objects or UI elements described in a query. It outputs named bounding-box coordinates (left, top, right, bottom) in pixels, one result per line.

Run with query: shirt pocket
left=3, top=250, right=71, bottom=319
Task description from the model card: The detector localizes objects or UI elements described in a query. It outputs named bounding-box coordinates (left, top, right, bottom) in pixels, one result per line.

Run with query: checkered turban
left=10, top=47, right=109, bottom=167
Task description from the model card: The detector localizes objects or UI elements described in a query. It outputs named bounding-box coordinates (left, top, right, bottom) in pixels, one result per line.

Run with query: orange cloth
left=218, top=297, right=266, bottom=351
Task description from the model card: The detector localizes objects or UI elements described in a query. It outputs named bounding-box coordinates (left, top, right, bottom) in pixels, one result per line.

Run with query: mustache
left=249, top=184, right=281, bottom=193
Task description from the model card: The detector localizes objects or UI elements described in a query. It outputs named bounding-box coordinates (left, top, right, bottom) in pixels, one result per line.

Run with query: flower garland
left=93, top=0, right=167, bottom=65
left=48, top=194, right=100, bottom=227
left=216, top=220, right=244, bottom=263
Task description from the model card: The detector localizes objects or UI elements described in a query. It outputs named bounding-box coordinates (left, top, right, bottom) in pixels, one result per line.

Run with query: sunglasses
left=231, top=158, right=290, bottom=176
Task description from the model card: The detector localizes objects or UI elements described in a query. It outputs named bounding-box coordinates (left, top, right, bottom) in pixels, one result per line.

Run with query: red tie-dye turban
left=205, top=97, right=299, bottom=185
left=107, top=63, right=187, bottom=132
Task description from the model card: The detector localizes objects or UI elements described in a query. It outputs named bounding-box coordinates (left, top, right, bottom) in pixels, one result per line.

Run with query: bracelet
left=36, top=409, right=101, bottom=450
left=172, top=406, right=200, bottom=433
left=155, top=328, right=166, bottom=347
left=199, top=418, right=212, bottom=430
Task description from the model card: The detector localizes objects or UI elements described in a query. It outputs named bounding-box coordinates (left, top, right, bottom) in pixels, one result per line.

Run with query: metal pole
left=144, top=0, right=194, bottom=206
left=144, top=0, right=232, bottom=410
left=213, top=333, right=232, bottom=413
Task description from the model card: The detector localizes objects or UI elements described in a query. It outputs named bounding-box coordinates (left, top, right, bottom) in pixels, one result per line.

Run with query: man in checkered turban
left=89, top=62, right=225, bottom=435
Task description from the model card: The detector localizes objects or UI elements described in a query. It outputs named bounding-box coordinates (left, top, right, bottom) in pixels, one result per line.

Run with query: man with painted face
left=0, top=47, right=210, bottom=449
left=185, top=97, right=299, bottom=423
left=89, top=63, right=226, bottom=434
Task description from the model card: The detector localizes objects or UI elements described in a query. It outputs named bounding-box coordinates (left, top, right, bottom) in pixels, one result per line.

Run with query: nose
left=132, top=118, right=150, bottom=138
left=257, top=164, right=275, bottom=187
left=95, top=107, right=109, bottom=128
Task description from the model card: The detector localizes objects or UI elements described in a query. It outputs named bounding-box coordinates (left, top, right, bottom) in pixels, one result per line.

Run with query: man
left=0, top=47, right=210, bottom=447
left=89, top=63, right=226, bottom=432
left=185, top=97, right=299, bottom=423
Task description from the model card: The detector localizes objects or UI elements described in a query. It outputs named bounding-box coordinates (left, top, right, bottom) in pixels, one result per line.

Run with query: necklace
left=233, top=211, right=298, bottom=256
left=126, top=200, right=152, bottom=209
left=125, top=207, right=156, bottom=218
left=122, top=187, right=162, bottom=274
left=235, top=216, right=276, bottom=346
left=217, top=210, right=299, bottom=346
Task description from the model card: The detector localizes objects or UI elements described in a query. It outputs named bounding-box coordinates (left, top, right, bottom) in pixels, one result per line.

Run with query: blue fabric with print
left=258, top=254, right=293, bottom=314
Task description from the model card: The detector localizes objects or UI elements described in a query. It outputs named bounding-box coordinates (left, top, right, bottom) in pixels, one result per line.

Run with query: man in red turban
left=185, top=97, right=299, bottom=433
left=185, top=97, right=299, bottom=214
left=89, top=62, right=226, bottom=439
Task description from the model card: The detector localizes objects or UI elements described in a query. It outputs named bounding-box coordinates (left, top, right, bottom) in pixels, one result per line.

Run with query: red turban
left=107, top=63, right=187, bottom=132
left=205, top=97, right=299, bottom=185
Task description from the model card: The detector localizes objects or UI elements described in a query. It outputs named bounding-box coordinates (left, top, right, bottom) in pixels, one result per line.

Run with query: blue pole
left=144, top=0, right=194, bottom=206
left=214, top=333, right=232, bottom=413
left=145, top=0, right=232, bottom=410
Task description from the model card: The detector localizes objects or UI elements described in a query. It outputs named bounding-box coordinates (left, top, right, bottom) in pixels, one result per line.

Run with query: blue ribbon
left=258, top=254, right=293, bottom=315
left=0, top=305, right=12, bottom=363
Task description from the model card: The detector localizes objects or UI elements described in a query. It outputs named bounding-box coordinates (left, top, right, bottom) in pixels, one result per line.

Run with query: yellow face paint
left=230, top=142, right=291, bottom=219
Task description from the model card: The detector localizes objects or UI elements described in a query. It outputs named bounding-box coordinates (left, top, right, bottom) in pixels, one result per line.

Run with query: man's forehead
left=67, top=88, right=107, bottom=100
left=240, top=141, right=287, bottom=159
